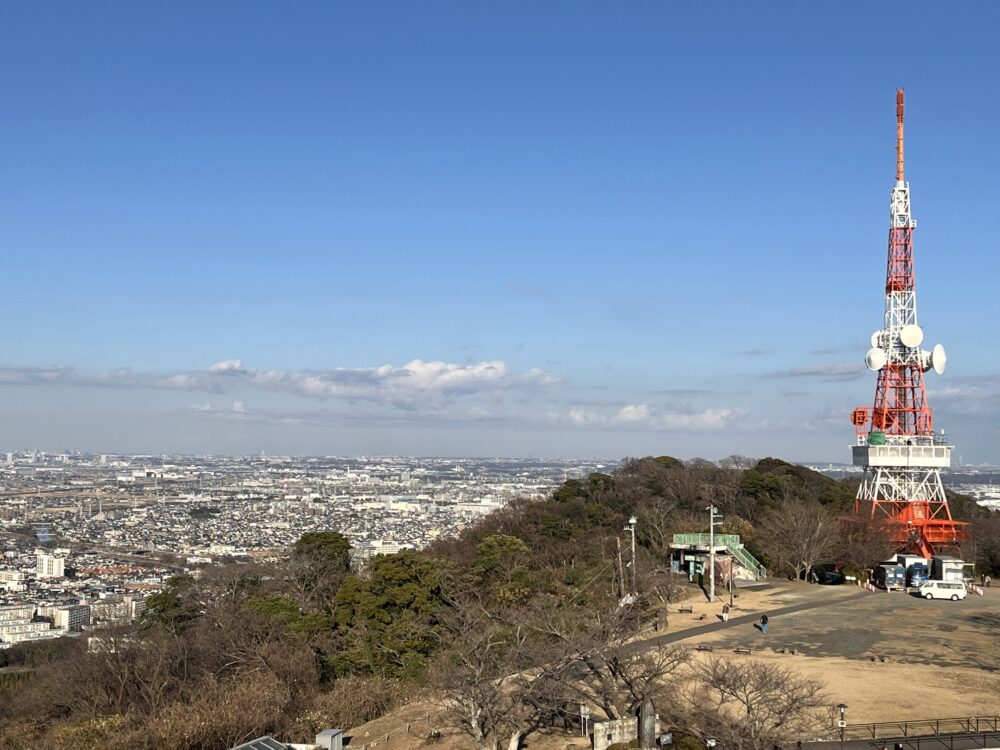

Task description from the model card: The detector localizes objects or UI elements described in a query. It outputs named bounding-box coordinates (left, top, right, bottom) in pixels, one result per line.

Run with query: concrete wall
left=593, top=717, right=637, bottom=750
left=592, top=714, right=661, bottom=750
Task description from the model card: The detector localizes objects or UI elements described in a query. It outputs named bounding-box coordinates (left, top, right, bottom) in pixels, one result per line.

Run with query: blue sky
left=1, top=2, right=999, bottom=460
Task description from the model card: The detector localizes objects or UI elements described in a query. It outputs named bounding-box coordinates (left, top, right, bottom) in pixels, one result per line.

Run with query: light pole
left=706, top=505, right=722, bottom=602
left=625, top=516, right=638, bottom=593
left=838, top=703, right=848, bottom=750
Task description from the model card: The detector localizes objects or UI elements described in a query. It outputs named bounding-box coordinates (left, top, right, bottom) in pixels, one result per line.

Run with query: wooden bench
left=695, top=644, right=714, bottom=652
left=678, top=604, right=694, bottom=614
left=734, top=647, right=752, bottom=655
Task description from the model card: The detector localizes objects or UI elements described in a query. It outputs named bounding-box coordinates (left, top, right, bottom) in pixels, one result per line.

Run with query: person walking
left=760, top=613, right=769, bottom=634
left=722, top=603, right=730, bottom=623
left=986, top=575, right=992, bottom=588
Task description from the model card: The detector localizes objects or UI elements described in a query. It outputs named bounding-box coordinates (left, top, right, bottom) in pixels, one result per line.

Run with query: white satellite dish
left=900, top=324, right=924, bottom=348
left=870, top=331, right=882, bottom=348
left=865, top=347, right=887, bottom=371
left=931, top=343, right=947, bottom=375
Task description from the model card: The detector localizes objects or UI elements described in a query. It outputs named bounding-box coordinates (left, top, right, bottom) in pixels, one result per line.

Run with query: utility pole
left=624, top=516, right=637, bottom=593
left=706, top=505, right=722, bottom=603
left=616, top=537, right=626, bottom=598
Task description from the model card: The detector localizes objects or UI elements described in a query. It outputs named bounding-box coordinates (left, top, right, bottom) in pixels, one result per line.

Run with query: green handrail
left=672, top=533, right=767, bottom=579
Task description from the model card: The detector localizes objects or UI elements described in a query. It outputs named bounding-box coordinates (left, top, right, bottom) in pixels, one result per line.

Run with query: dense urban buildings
left=0, top=451, right=605, bottom=648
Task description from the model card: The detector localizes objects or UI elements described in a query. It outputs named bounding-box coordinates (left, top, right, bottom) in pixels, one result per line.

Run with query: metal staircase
left=671, top=533, right=767, bottom=580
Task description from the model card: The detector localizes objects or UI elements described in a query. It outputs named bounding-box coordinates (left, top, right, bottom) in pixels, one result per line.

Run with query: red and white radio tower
left=849, top=89, right=968, bottom=559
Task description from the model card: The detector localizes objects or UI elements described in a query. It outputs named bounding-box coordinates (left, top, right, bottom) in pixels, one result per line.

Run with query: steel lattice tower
left=849, top=89, right=968, bottom=559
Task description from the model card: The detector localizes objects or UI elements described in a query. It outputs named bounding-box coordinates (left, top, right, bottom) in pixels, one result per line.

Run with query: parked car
left=916, top=580, right=967, bottom=601
left=809, top=564, right=846, bottom=585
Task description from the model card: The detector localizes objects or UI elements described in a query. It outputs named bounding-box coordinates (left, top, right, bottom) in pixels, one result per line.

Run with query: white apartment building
left=88, top=595, right=144, bottom=625
left=0, top=570, right=26, bottom=592
left=36, top=551, right=66, bottom=578
left=351, top=539, right=415, bottom=566
left=0, top=604, right=60, bottom=646
left=54, top=605, right=91, bottom=631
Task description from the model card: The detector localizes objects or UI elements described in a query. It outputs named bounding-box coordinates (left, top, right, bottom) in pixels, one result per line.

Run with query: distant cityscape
left=0, top=451, right=609, bottom=648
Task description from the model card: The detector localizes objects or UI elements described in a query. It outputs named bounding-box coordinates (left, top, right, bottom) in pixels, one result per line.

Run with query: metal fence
left=844, top=716, right=1000, bottom=741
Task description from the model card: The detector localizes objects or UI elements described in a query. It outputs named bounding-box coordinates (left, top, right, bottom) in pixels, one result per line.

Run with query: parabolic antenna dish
left=900, top=324, right=924, bottom=348
left=932, top=343, right=947, bottom=375
left=865, top=347, right=888, bottom=371
left=871, top=331, right=882, bottom=348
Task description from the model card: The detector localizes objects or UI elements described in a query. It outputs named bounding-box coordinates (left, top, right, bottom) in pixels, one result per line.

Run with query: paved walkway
left=634, top=588, right=871, bottom=651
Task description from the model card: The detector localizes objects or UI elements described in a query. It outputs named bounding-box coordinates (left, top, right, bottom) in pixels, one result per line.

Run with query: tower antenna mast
left=896, top=88, right=905, bottom=183
left=849, top=89, right=968, bottom=559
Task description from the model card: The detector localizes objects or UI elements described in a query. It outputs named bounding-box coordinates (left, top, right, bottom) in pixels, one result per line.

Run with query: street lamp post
left=706, top=505, right=722, bottom=602
left=625, top=516, right=638, bottom=593
left=838, top=703, right=848, bottom=750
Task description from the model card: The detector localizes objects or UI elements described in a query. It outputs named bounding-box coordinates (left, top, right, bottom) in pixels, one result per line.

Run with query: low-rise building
left=0, top=604, right=62, bottom=646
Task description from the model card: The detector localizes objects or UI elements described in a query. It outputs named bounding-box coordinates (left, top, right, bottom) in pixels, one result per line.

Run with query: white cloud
left=653, top=408, right=744, bottom=429
left=210, top=359, right=246, bottom=374
left=231, top=401, right=246, bottom=413
left=0, top=365, right=73, bottom=385
left=616, top=404, right=651, bottom=422
left=0, top=358, right=559, bottom=410
left=569, top=407, right=603, bottom=425
left=566, top=403, right=744, bottom=431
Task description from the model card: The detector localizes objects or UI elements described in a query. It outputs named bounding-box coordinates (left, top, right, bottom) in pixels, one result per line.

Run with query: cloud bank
left=0, top=358, right=558, bottom=409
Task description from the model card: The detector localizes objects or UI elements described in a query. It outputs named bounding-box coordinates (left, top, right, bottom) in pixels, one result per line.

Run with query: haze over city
left=3, top=3, right=1000, bottom=461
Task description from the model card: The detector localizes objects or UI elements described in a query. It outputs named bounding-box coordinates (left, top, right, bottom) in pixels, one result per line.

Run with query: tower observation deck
left=848, top=89, right=968, bottom=559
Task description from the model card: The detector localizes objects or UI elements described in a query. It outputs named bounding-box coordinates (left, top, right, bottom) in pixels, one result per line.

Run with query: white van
left=918, top=580, right=967, bottom=601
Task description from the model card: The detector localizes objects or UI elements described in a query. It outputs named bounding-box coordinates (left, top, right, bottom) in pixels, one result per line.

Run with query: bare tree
left=757, top=501, right=838, bottom=580
left=835, top=514, right=898, bottom=577
left=691, top=657, right=828, bottom=750
left=433, top=608, right=554, bottom=750
left=523, top=596, right=688, bottom=725
left=636, top=495, right=681, bottom=559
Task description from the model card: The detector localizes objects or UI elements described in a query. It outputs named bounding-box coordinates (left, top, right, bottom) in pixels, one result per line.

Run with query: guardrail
left=844, top=716, right=1000, bottom=741
left=672, top=533, right=742, bottom=547
left=727, top=543, right=767, bottom=579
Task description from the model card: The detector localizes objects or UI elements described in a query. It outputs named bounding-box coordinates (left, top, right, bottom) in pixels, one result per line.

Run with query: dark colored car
left=809, top=564, right=847, bottom=585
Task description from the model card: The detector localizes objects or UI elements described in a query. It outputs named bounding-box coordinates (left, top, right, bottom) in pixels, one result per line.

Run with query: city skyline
left=3, top=4, right=1000, bottom=460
